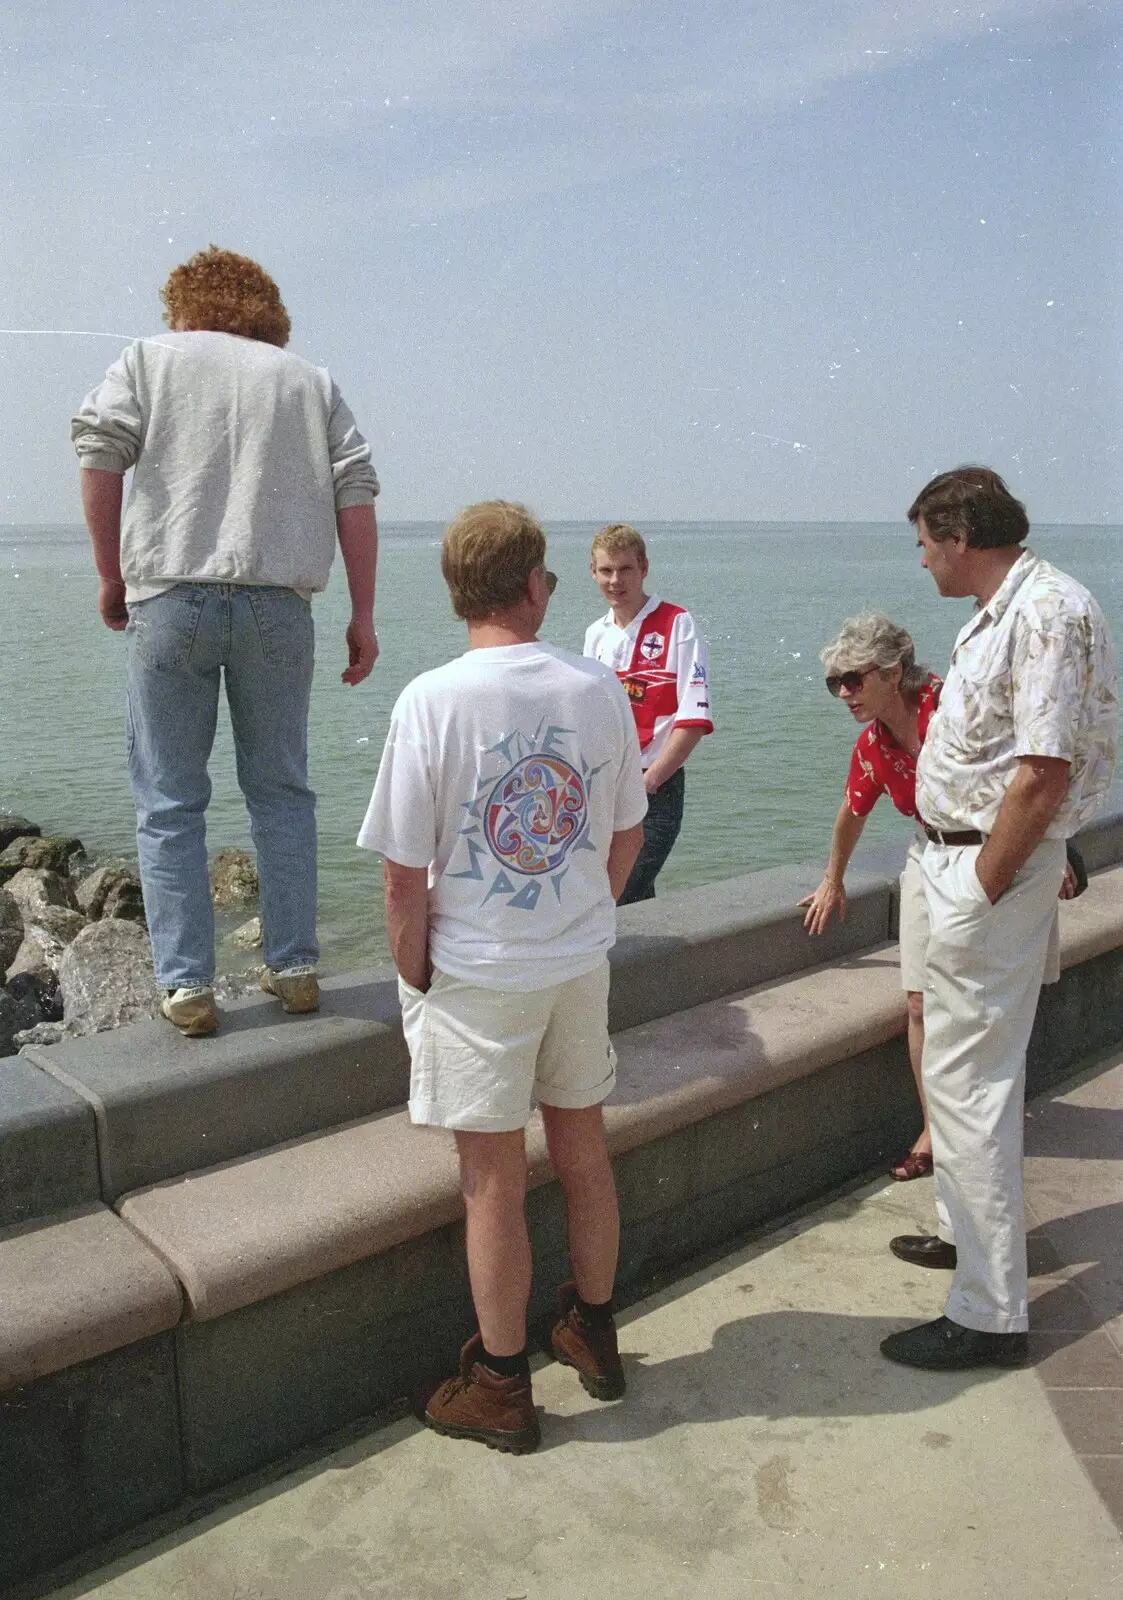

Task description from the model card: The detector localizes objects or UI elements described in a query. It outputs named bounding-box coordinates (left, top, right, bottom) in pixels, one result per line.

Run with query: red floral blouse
left=845, top=674, right=943, bottom=821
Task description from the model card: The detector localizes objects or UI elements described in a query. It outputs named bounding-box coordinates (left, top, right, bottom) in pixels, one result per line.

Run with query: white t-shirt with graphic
left=357, top=642, right=648, bottom=991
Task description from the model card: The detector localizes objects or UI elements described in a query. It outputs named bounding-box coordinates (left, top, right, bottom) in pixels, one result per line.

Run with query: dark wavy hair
left=160, top=246, right=291, bottom=347
left=908, top=466, right=1028, bottom=549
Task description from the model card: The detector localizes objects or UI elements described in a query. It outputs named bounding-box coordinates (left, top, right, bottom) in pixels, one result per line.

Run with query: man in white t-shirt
left=358, top=500, right=646, bottom=1454
left=584, top=523, right=714, bottom=903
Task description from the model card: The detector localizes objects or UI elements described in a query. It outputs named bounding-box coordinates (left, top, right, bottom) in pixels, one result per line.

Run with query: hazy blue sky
left=2, top=1, right=1118, bottom=523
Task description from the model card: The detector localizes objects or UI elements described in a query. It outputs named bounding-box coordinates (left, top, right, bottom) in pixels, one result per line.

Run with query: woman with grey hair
left=799, top=615, right=941, bottom=1180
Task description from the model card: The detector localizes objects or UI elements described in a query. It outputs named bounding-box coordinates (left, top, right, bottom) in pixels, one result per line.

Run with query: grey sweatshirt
left=72, top=331, right=379, bottom=602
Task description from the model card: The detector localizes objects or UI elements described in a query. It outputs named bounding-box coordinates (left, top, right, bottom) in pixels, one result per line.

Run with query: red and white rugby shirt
left=583, top=595, right=714, bottom=769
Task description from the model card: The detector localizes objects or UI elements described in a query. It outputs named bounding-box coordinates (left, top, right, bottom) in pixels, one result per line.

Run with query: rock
left=0, top=813, right=41, bottom=852
left=7, top=925, right=66, bottom=982
left=0, top=989, right=18, bottom=1058
left=227, top=915, right=263, bottom=950
left=4, top=971, right=51, bottom=1032
left=3, top=867, right=78, bottom=919
left=13, top=1021, right=68, bottom=1048
left=102, top=878, right=147, bottom=925
left=210, top=847, right=259, bottom=907
left=76, top=864, right=144, bottom=920
left=59, top=919, right=162, bottom=1036
left=0, top=888, right=23, bottom=978
left=32, top=906, right=87, bottom=946
left=0, top=833, right=85, bottom=883
left=214, top=968, right=265, bottom=1002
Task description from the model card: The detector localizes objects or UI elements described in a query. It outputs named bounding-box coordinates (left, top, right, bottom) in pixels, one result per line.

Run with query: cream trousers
left=920, top=836, right=1065, bottom=1333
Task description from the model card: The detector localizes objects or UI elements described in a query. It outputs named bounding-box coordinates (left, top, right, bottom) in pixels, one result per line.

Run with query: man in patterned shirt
left=881, top=467, right=1117, bottom=1372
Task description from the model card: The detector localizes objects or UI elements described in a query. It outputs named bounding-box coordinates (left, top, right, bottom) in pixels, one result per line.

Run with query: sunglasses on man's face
left=825, top=668, right=873, bottom=697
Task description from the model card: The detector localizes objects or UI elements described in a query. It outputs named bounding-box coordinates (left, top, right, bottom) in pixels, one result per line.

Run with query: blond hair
left=591, top=523, right=647, bottom=564
left=820, top=614, right=928, bottom=693
left=161, top=245, right=291, bottom=347
left=441, top=501, right=546, bottom=620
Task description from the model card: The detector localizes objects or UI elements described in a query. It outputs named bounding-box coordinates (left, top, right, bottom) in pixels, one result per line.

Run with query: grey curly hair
left=820, top=614, right=928, bottom=693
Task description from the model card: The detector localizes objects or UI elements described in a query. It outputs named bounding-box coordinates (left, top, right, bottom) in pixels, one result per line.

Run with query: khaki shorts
left=399, top=960, right=617, bottom=1133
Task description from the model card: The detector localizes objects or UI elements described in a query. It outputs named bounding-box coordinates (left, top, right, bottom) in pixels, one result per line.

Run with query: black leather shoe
left=890, top=1234, right=957, bottom=1270
left=880, top=1315, right=1028, bottom=1370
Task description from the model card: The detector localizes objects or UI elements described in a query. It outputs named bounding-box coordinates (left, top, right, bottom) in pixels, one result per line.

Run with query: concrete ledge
left=0, top=1203, right=182, bottom=1389
left=0, top=1056, right=100, bottom=1228
left=23, top=977, right=411, bottom=1199
left=608, top=863, right=893, bottom=1031
left=116, top=867, right=1123, bottom=1333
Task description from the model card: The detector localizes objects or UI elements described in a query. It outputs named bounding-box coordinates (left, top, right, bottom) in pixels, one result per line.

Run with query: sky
left=1, top=0, right=1119, bottom=524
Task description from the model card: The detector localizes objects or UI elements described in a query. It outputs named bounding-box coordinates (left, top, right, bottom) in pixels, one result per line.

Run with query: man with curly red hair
left=72, top=246, right=380, bottom=1036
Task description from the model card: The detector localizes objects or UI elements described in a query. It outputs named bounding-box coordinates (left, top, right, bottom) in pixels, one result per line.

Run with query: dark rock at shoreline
left=0, top=814, right=41, bottom=853
left=6, top=970, right=60, bottom=1028
left=0, top=834, right=86, bottom=883
left=0, top=888, right=23, bottom=979
left=4, top=867, right=79, bottom=919
left=60, top=919, right=162, bottom=1035
left=76, top=864, right=146, bottom=925
left=0, top=989, right=18, bottom=1058
left=210, top=847, right=259, bottom=907
left=0, top=971, right=64, bottom=1057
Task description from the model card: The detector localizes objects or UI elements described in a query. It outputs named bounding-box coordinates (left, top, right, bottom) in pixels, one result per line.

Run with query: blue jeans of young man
left=617, top=766, right=685, bottom=905
left=124, top=583, right=318, bottom=989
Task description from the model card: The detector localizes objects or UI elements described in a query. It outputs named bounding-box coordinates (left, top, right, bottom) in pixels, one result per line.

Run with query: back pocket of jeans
left=128, top=589, right=204, bottom=670
left=248, top=589, right=314, bottom=667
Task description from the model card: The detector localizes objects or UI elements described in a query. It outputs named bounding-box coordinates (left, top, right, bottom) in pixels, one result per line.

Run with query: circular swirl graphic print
left=485, top=755, right=588, bottom=875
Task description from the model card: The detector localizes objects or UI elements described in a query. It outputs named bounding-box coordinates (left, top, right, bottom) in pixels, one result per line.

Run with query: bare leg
left=541, top=1104, right=619, bottom=1302
left=907, top=991, right=932, bottom=1156
left=455, top=1129, right=531, bottom=1356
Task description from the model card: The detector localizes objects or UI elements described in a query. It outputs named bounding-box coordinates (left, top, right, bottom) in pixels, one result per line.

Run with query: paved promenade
left=38, top=1050, right=1123, bottom=1600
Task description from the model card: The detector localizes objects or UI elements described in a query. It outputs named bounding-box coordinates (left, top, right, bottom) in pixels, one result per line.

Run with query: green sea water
left=3, top=522, right=1119, bottom=973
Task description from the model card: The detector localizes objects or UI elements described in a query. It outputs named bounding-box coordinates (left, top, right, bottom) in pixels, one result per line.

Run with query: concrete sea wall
left=2, top=786, right=1123, bottom=1587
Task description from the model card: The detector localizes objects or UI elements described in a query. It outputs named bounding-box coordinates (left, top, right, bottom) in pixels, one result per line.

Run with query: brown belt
left=922, top=824, right=984, bottom=846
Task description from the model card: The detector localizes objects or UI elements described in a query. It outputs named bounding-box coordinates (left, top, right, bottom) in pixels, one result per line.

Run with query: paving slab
left=38, top=1051, right=1123, bottom=1600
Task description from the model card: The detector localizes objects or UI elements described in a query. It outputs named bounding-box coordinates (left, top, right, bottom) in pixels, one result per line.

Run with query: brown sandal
left=890, top=1148, right=933, bottom=1181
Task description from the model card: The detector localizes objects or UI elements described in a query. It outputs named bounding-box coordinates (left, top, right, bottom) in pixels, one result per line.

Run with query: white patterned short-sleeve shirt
left=916, top=550, right=1117, bottom=838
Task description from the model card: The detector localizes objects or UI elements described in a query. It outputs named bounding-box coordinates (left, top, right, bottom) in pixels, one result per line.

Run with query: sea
left=3, top=522, right=1120, bottom=973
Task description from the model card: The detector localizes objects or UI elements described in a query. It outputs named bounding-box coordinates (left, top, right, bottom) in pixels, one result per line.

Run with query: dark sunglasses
left=540, top=566, right=558, bottom=594
left=825, top=667, right=873, bottom=697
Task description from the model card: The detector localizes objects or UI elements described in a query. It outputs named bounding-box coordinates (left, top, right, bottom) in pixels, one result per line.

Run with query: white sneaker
left=161, top=985, right=218, bottom=1037
left=260, top=964, right=320, bottom=1014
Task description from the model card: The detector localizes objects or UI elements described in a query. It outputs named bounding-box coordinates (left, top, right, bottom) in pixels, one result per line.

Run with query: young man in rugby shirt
left=584, top=524, right=714, bottom=903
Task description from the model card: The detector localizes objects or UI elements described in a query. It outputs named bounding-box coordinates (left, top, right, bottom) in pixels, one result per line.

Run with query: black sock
left=480, top=1345, right=530, bottom=1379
left=575, top=1293, right=614, bottom=1328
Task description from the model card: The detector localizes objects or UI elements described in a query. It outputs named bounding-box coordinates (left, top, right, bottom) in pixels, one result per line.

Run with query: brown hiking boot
left=550, top=1282, right=626, bottom=1400
left=423, top=1335, right=540, bottom=1454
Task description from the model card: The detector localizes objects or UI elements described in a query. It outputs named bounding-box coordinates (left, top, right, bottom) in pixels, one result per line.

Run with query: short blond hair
left=591, top=523, right=647, bottom=564
left=441, top=501, right=546, bottom=620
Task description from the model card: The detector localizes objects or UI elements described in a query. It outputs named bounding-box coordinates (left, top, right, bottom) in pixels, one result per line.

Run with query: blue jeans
left=125, top=584, right=317, bottom=988
left=618, top=767, right=686, bottom=905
